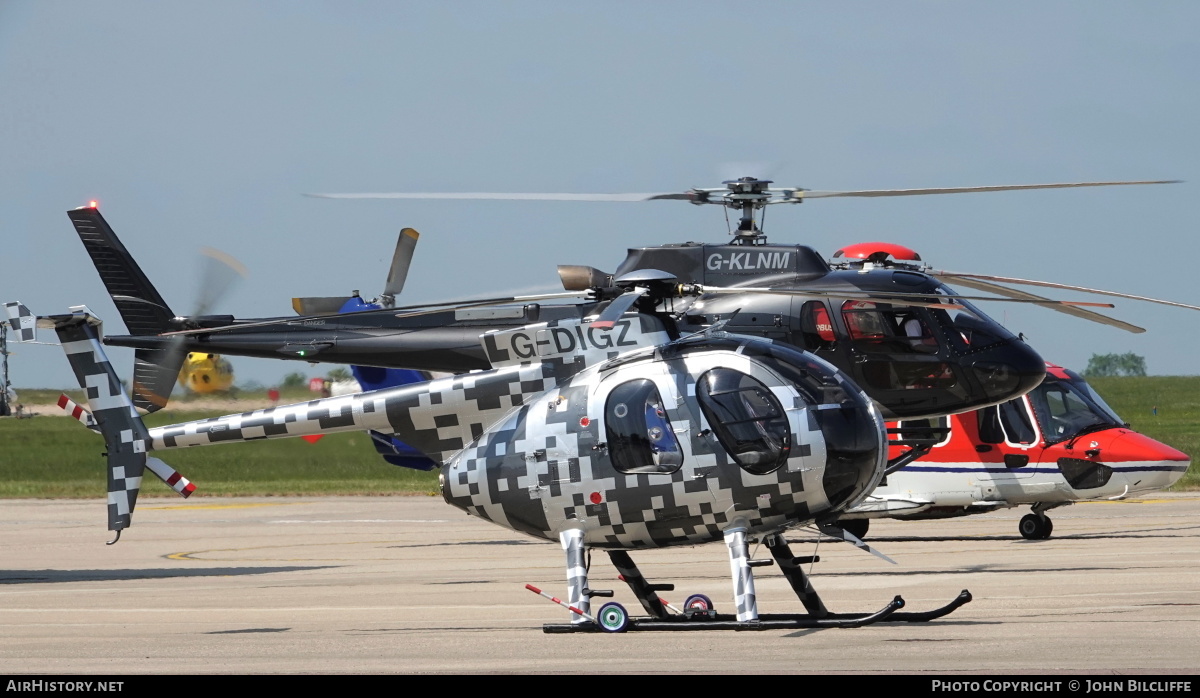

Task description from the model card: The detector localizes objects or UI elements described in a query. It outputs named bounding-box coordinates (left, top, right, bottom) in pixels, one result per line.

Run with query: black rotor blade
left=388, top=291, right=591, bottom=321
left=932, top=275, right=1146, bottom=334
left=304, top=192, right=677, bottom=201
left=162, top=291, right=591, bottom=337
left=696, top=284, right=1113, bottom=309
left=931, top=270, right=1200, bottom=312
left=794, top=180, right=1180, bottom=200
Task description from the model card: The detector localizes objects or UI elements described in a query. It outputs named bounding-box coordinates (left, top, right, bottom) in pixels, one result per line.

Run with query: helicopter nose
left=968, top=340, right=1045, bottom=402
left=1104, top=431, right=1191, bottom=491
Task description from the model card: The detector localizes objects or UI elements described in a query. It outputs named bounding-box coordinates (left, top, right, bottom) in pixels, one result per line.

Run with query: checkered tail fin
left=44, top=307, right=182, bottom=535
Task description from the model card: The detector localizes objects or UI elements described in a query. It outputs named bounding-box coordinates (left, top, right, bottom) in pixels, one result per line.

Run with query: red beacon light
left=832, top=242, right=923, bottom=264
left=830, top=243, right=921, bottom=271
left=87, top=200, right=98, bottom=209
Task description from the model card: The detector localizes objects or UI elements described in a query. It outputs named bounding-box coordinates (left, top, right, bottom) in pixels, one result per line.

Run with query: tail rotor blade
left=193, top=246, right=248, bottom=318
left=381, top=228, right=420, bottom=306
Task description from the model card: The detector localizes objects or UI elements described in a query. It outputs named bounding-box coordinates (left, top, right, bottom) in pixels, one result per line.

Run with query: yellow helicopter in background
left=178, top=352, right=234, bottom=394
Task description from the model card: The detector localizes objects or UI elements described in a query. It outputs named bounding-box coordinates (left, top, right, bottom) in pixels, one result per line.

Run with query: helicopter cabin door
left=539, top=367, right=693, bottom=537
left=974, top=396, right=1039, bottom=481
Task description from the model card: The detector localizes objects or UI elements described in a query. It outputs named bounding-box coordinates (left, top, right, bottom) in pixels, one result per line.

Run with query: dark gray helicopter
left=72, top=177, right=1191, bottom=421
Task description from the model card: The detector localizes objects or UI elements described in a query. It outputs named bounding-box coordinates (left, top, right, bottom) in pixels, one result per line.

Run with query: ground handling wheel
left=596, top=602, right=630, bottom=632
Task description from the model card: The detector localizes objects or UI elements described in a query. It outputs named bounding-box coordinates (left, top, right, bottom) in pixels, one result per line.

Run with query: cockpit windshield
left=1026, top=374, right=1125, bottom=444
left=1063, top=369, right=1125, bottom=425
left=931, top=284, right=1018, bottom=352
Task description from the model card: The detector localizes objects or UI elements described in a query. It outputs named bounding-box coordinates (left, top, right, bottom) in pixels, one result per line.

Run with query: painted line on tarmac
left=143, top=502, right=301, bottom=511
left=268, top=519, right=450, bottom=524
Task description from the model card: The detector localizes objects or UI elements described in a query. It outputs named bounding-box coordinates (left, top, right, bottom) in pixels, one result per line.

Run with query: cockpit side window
left=799, top=300, right=836, bottom=350
left=999, top=398, right=1037, bottom=445
left=840, top=301, right=938, bottom=355
left=977, top=398, right=1037, bottom=446
left=696, top=368, right=791, bottom=475
left=893, top=416, right=951, bottom=447
left=604, top=379, right=684, bottom=474
left=977, top=406, right=1004, bottom=444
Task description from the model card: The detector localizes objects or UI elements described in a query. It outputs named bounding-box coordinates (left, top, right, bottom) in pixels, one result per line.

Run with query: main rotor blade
left=931, top=270, right=1200, bottom=312
left=695, top=286, right=960, bottom=310
left=163, top=291, right=592, bottom=336
left=934, top=275, right=1146, bottom=334
left=307, top=180, right=1179, bottom=204
left=591, top=290, right=646, bottom=330
left=304, top=192, right=678, bottom=201
left=794, top=180, right=1179, bottom=200
left=695, top=286, right=1114, bottom=312
left=388, top=291, right=593, bottom=321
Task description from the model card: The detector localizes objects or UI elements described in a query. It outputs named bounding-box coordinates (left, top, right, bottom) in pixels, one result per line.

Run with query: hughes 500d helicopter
left=10, top=294, right=977, bottom=632
left=65, top=177, right=1196, bottom=426
left=837, top=362, right=1190, bottom=540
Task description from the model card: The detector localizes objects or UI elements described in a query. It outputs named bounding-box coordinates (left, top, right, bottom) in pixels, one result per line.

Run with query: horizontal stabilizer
left=144, top=457, right=195, bottom=498
left=57, top=393, right=98, bottom=431
left=4, top=302, right=37, bottom=342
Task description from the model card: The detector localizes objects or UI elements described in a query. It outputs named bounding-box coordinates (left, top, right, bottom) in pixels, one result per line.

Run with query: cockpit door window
left=604, top=379, right=684, bottom=474
left=977, top=397, right=1038, bottom=446
left=696, top=368, right=791, bottom=475
left=799, top=300, right=836, bottom=350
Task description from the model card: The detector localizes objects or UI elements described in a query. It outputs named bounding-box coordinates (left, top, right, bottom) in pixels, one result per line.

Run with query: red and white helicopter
left=838, top=363, right=1189, bottom=540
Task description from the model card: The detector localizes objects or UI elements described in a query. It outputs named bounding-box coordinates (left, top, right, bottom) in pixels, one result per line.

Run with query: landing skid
left=536, top=530, right=971, bottom=633
left=543, top=592, right=972, bottom=632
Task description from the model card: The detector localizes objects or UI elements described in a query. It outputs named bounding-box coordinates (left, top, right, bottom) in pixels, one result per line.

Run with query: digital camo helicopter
left=7, top=297, right=972, bottom=632
left=67, top=178, right=1198, bottom=427
left=837, top=363, right=1190, bottom=540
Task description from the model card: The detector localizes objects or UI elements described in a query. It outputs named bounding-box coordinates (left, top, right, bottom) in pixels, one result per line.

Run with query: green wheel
left=597, top=602, right=629, bottom=633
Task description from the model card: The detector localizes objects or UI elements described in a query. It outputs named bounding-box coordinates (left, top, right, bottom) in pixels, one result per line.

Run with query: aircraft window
left=976, top=399, right=1035, bottom=445
left=840, top=301, right=939, bottom=355
left=1064, top=370, right=1126, bottom=425
left=1000, top=399, right=1037, bottom=445
left=893, top=416, right=951, bottom=447
left=977, top=406, right=1004, bottom=444
left=799, top=300, right=836, bottom=350
left=930, top=286, right=1017, bottom=352
left=604, top=379, right=684, bottom=474
left=860, top=360, right=957, bottom=392
left=696, top=369, right=791, bottom=475
left=1026, top=378, right=1122, bottom=444
left=720, top=338, right=861, bottom=408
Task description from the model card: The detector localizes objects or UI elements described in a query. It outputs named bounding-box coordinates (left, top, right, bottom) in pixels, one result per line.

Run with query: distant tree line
left=1084, top=353, right=1147, bottom=377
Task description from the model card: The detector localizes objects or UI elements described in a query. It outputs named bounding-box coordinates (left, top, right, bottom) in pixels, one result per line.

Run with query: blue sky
left=3, top=1, right=1198, bottom=388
